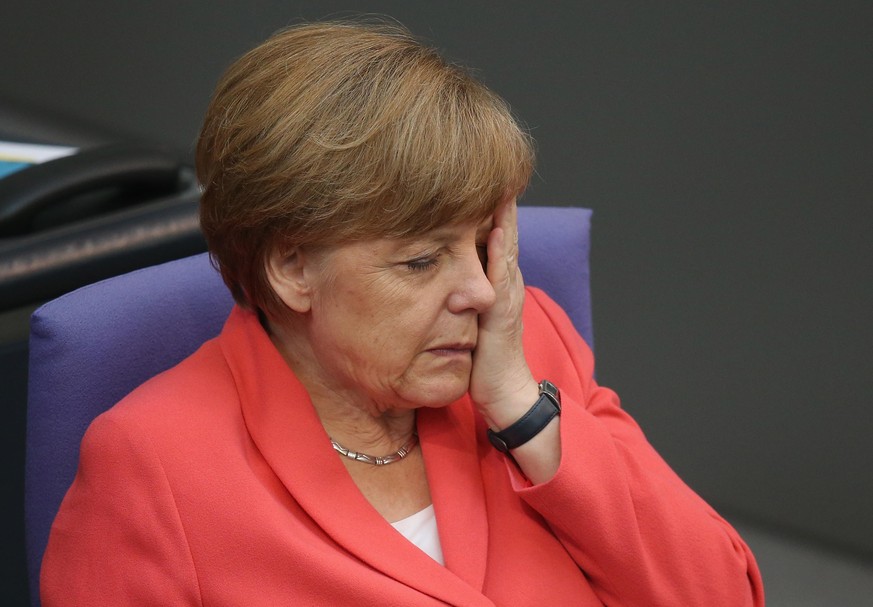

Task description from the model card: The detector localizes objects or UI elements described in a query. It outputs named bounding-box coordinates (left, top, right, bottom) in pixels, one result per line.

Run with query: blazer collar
left=218, top=307, right=491, bottom=605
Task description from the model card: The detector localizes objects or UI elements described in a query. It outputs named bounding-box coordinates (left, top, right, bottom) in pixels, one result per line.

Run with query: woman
left=41, top=21, right=763, bottom=606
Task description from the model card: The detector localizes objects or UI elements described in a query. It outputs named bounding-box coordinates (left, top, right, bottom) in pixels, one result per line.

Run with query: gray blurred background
left=2, top=1, right=871, bottom=604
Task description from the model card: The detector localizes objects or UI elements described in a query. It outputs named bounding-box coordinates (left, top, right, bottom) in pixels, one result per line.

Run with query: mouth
left=426, top=343, right=475, bottom=357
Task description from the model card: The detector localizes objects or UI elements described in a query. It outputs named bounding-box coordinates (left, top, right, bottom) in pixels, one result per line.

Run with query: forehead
left=397, top=216, right=493, bottom=246
left=425, top=215, right=494, bottom=237
left=321, top=217, right=493, bottom=263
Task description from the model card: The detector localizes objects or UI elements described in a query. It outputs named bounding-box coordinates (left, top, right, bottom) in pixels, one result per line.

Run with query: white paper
left=0, top=140, right=78, bottom=164
left=0, top=140, right=78, bottom=179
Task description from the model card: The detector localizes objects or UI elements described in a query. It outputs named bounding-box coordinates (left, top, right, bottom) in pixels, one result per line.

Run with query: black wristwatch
left=487, top=380, right=561, bottom=453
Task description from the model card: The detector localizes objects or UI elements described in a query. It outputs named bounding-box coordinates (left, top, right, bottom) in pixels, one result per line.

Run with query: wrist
left=478, top=380, right=540, bottom=430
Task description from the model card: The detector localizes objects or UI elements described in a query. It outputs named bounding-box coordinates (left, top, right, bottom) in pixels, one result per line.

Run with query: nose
left=447, top=247, right=497, bottom=313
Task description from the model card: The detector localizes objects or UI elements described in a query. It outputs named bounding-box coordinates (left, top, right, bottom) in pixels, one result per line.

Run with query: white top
left=390, top=504, right=445, bottom=565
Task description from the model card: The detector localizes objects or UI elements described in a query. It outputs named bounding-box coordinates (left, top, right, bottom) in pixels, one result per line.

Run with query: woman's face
left=296, top=217, right=496, bottom=414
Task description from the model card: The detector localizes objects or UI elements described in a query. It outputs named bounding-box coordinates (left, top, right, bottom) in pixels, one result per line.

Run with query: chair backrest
left=24, top=205, right=592, bottom=605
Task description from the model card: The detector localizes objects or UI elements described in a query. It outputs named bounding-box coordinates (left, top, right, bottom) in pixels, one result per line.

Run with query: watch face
left=539, top=380, right=561, bottom=409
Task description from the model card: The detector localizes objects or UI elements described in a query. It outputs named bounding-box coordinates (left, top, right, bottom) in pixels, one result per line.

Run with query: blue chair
left=24, top=205, right=592, bottom=606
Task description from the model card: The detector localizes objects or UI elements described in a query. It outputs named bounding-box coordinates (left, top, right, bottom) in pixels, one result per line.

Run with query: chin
left=408, top=377, right=470, bottom=409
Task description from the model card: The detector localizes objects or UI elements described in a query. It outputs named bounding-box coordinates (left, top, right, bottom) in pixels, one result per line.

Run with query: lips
left=427, top=342, right=475, bottom=355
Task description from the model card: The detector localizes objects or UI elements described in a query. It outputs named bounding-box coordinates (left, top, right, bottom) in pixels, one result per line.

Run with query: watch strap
left=487, top=380, right=561, bottom=453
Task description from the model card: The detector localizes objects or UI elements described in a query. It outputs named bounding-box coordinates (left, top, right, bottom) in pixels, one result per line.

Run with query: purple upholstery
left=25, top=205, right=591, bottom=605
left=517, top=206, right=593, bottom=349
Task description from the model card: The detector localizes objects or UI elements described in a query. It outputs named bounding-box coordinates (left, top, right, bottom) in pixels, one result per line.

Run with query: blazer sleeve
left=40, top=411, right=202, bottom=606
left=512, top=287, right=765, bottom=607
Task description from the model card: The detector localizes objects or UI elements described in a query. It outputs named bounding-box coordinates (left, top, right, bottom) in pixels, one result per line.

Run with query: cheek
left=314, top=269, right=447, bottom=368
left=316, top=289, right=417, bottom=370
left=340, top=278, right=434, bottom=339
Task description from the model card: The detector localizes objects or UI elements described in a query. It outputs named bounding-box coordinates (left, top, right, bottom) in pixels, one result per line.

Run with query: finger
left=494, top=195, right=516, bottom=236
left=507, top=198, right=520, bottom=267
left=492, top=197, right=518, bottom=267
left=486, top=225, right=507, bottom=286
left=485, top=228, right=525, bottom=327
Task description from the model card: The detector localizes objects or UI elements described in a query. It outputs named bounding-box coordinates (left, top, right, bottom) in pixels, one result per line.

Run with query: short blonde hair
left=197, top=20, right=535, bottom=320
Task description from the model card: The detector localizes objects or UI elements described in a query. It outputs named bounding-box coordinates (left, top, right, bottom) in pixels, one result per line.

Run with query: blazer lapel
left=419, top=402, right=490, bottom=592
left=219, top=307, right=493, bottom=606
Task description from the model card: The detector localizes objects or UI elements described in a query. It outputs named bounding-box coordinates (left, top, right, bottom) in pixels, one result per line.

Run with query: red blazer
left=41, top=288, right=763, bottom=606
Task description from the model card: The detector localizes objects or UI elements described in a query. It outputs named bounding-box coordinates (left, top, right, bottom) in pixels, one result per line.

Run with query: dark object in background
left=0, top=143, right=203, bottom=311
left=0, top=97, right=205, bottom=607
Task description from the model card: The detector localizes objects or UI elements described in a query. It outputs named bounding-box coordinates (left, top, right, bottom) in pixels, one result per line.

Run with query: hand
left=469, top=197, right=540, bottom=429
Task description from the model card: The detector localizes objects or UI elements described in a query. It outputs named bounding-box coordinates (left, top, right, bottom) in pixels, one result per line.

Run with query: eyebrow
left=394, top=219, right=494, bottom=251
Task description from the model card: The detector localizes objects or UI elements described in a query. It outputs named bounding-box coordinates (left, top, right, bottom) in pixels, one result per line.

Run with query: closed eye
left=406, top=255, right=439, bottom=272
